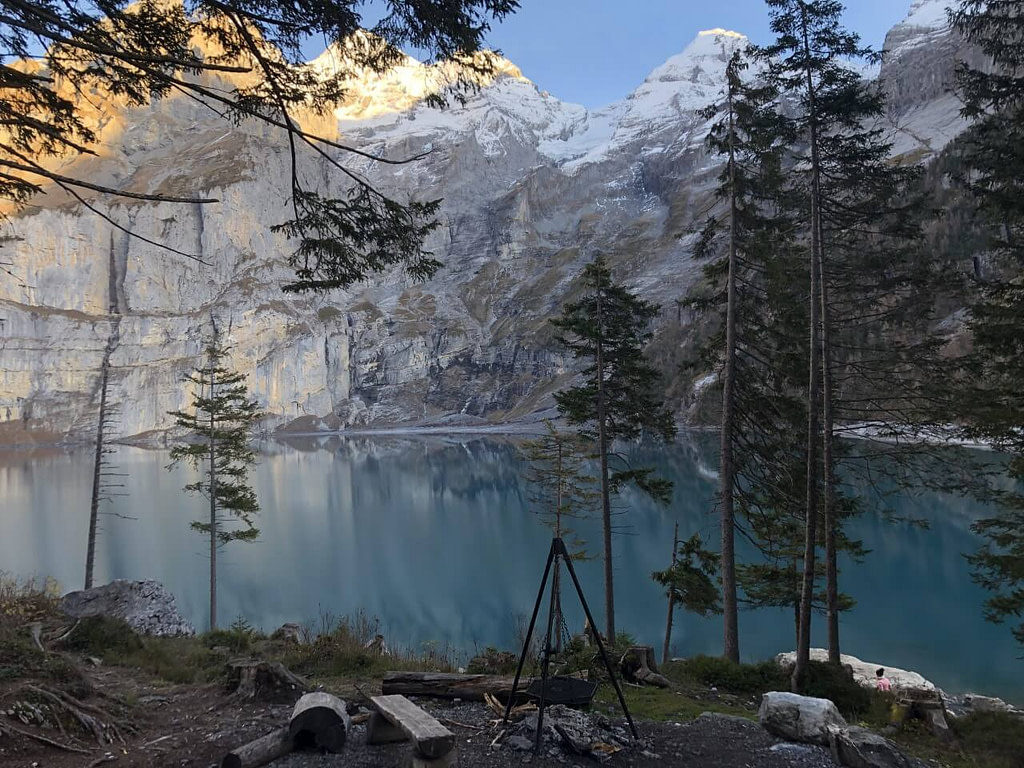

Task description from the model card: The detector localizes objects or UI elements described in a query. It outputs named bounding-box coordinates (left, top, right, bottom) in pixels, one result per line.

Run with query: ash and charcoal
left=503, top=705, right=657, bottom=763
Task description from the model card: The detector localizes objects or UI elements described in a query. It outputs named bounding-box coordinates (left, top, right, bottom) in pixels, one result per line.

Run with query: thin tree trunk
left=817, top=219, right=840, bottom=665
left=720, top=82, right=741, bottom=665
left=553, top=439, right=564, bottom=654
left=85, top=318, right=119, bottom=590
left=793, top=3, right=822, bottom=694
left=85, top=362, right=109, bottom=590
left=209, top=362, right=218, bottom=631
left=662, top=522, right=679, bottom=666
left=596, top=288, right=615, bottom=643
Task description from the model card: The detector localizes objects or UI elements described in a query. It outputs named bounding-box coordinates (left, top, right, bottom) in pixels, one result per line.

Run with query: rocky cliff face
left=879, top=0, right=981, bottom=160
left=0, top=5, right=972, bottom=443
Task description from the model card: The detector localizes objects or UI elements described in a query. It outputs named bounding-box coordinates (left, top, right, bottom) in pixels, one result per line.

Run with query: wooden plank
left=381, top=672, right=536, bottom=703
left=370, top=694, right=455, bottom=759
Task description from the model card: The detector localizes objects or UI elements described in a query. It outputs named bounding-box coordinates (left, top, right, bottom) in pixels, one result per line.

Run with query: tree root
left=8, top=684, right=132, bottom=745
left=0, top=720, right=92, bottom=754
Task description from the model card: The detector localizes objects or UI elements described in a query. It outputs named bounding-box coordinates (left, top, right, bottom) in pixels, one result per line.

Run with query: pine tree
left=759, top=0, right=941, bottom=687
left=953, top=0, right=1024, bottom=650
left=694, top=48, right=792, bottom=663
left=652, top=533, right=722, bottom=635
left=553, top=256, right=676, bottom=641
left=168, top=332, right=262, bottom=630
left=521, top=421, right=596, bottom=651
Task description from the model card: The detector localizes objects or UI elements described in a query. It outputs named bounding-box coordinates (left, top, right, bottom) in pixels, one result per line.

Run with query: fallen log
left=220, top=726, right=292, bottom=768
left=289, top=692, right=350, bottom=752
left=382, top=672, right=537, bottom=703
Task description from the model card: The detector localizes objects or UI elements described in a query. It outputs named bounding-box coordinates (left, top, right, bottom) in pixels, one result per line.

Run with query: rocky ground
left=1, top=665, right=835, bottom=768
left=271, top=699, right=835, bottom=768
left=2, top=580, right=1021, bottom=768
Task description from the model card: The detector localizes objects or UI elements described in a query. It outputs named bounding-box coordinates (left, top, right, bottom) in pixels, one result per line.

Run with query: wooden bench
left=366, top=694, right=457, bottom=767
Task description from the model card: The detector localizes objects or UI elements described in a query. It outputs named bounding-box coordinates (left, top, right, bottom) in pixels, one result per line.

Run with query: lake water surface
left=1, top=434, right=1021, bottom=703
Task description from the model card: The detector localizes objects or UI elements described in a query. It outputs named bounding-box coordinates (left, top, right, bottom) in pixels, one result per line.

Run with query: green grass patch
left=593, top=683, right=756, bottom=723
left=666, top=655, right=788, bottom=693
left=57, top=615, right=144, bottom=656
left=110, top=637, right=228, bottom=685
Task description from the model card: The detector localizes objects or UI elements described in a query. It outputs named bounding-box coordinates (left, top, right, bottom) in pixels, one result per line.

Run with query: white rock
left=759, top=691, right=847, bottom=746
left=774, top=649, right=936, bottom=693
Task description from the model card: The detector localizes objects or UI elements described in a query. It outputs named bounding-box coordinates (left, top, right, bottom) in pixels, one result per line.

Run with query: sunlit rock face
left=0, top=6, right=969, bottom=443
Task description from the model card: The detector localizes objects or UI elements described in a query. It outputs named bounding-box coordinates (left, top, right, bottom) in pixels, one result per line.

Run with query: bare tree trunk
left=85, top=318, right=120, bottom=590
left=662, top=522, right=679, bottom=665
left=85, top=362, right=109, bottom=590
left=595, top=288, right=615, bottom=643
left=793, top=4, right=822, bottom=694
left=553, top=439, right=564, bottom=654
left=720, top=83, right=741, bottom=664
left=209, top=362, right=218, bottom=631
left=817, top=220, right=840, bottom=665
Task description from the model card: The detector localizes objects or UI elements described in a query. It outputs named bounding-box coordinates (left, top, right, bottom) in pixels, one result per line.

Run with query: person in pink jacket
left=876, top=667, right=893, bottom=692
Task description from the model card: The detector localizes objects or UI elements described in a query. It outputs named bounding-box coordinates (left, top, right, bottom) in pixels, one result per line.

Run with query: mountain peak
left=642, top=28, right=747, bottom=88
left=903, top=0, right=953, bottom=30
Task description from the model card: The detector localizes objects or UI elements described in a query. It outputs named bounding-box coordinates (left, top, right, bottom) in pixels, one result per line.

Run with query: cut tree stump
left=368, top=694, right=456, bottom=766
left=381, top=672, right=536, bottom=703
left=620, top=646, right=670, bottom=689
left=289, top=692, right=351, bottom=753
left=226, top=661, right=308, bottom=702
left=220, top=726, right=293, bottom=768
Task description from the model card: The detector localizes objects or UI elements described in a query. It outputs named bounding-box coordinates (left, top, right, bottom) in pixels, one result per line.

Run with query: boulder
left=774, top=650, right=935, bottom=693
left=271, top=623, right=305, bottom=644
left=828, top=725, right=928, bottom=768
left=759, top=691, right=847, bottom=746
left=60, top=580, right=194, bottom=637
left=962, top=694, right=1022, bottom=715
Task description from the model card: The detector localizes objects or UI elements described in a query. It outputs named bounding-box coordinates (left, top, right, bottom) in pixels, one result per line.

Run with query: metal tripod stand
left=500, top=537, right=639, bottom=752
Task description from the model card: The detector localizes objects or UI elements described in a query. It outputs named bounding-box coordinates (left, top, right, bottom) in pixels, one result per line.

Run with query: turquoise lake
left=1, top=433, right=1020, bottom=703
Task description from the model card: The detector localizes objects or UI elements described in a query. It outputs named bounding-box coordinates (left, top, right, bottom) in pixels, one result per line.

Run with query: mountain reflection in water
left=0, top=433, right=1019, bottom=703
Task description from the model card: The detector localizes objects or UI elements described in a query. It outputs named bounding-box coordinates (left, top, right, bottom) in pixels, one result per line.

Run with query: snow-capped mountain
left=879, top=0, right=981, bottom=158
left=0, top=8, right=973, bottom=442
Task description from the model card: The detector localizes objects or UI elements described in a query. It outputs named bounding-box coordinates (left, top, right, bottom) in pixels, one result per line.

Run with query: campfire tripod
left=501, top=537, right=639, bottom=752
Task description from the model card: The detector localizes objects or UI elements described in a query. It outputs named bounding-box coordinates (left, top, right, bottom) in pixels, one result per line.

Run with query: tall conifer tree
left=761, top=0, right=937, bottom=686
left=553, top=256, right=676, bottom=641
left=694, top=49, right=792, bottom=662
left=953, top=0, right=1024, bottom=649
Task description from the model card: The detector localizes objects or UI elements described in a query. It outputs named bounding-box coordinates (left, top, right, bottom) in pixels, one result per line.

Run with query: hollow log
left=381, top=672, right=537, bottom=703
left=620, top=646, right=670, bottom=688
left=220, top=726, right=292, bottom=768
left=289, top=692, right=350, bottom=753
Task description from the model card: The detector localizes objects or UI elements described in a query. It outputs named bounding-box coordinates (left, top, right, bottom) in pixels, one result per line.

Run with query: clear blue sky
left=345, top=0, right=916, bottom=109
left=482, top=0, right=915, bottom=108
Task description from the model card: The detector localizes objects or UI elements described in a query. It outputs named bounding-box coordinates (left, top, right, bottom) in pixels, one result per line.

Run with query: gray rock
left=759, top=691, right=847, bottom=746
left=507, top=734, right=533, bottom=751
left=271, top=622, right=305, bottom=644
left=962, top=694, right=1022, bottom=715
left=828, top=725, right=928, bottom=768
left=60, top=579, right=194, bottom=637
